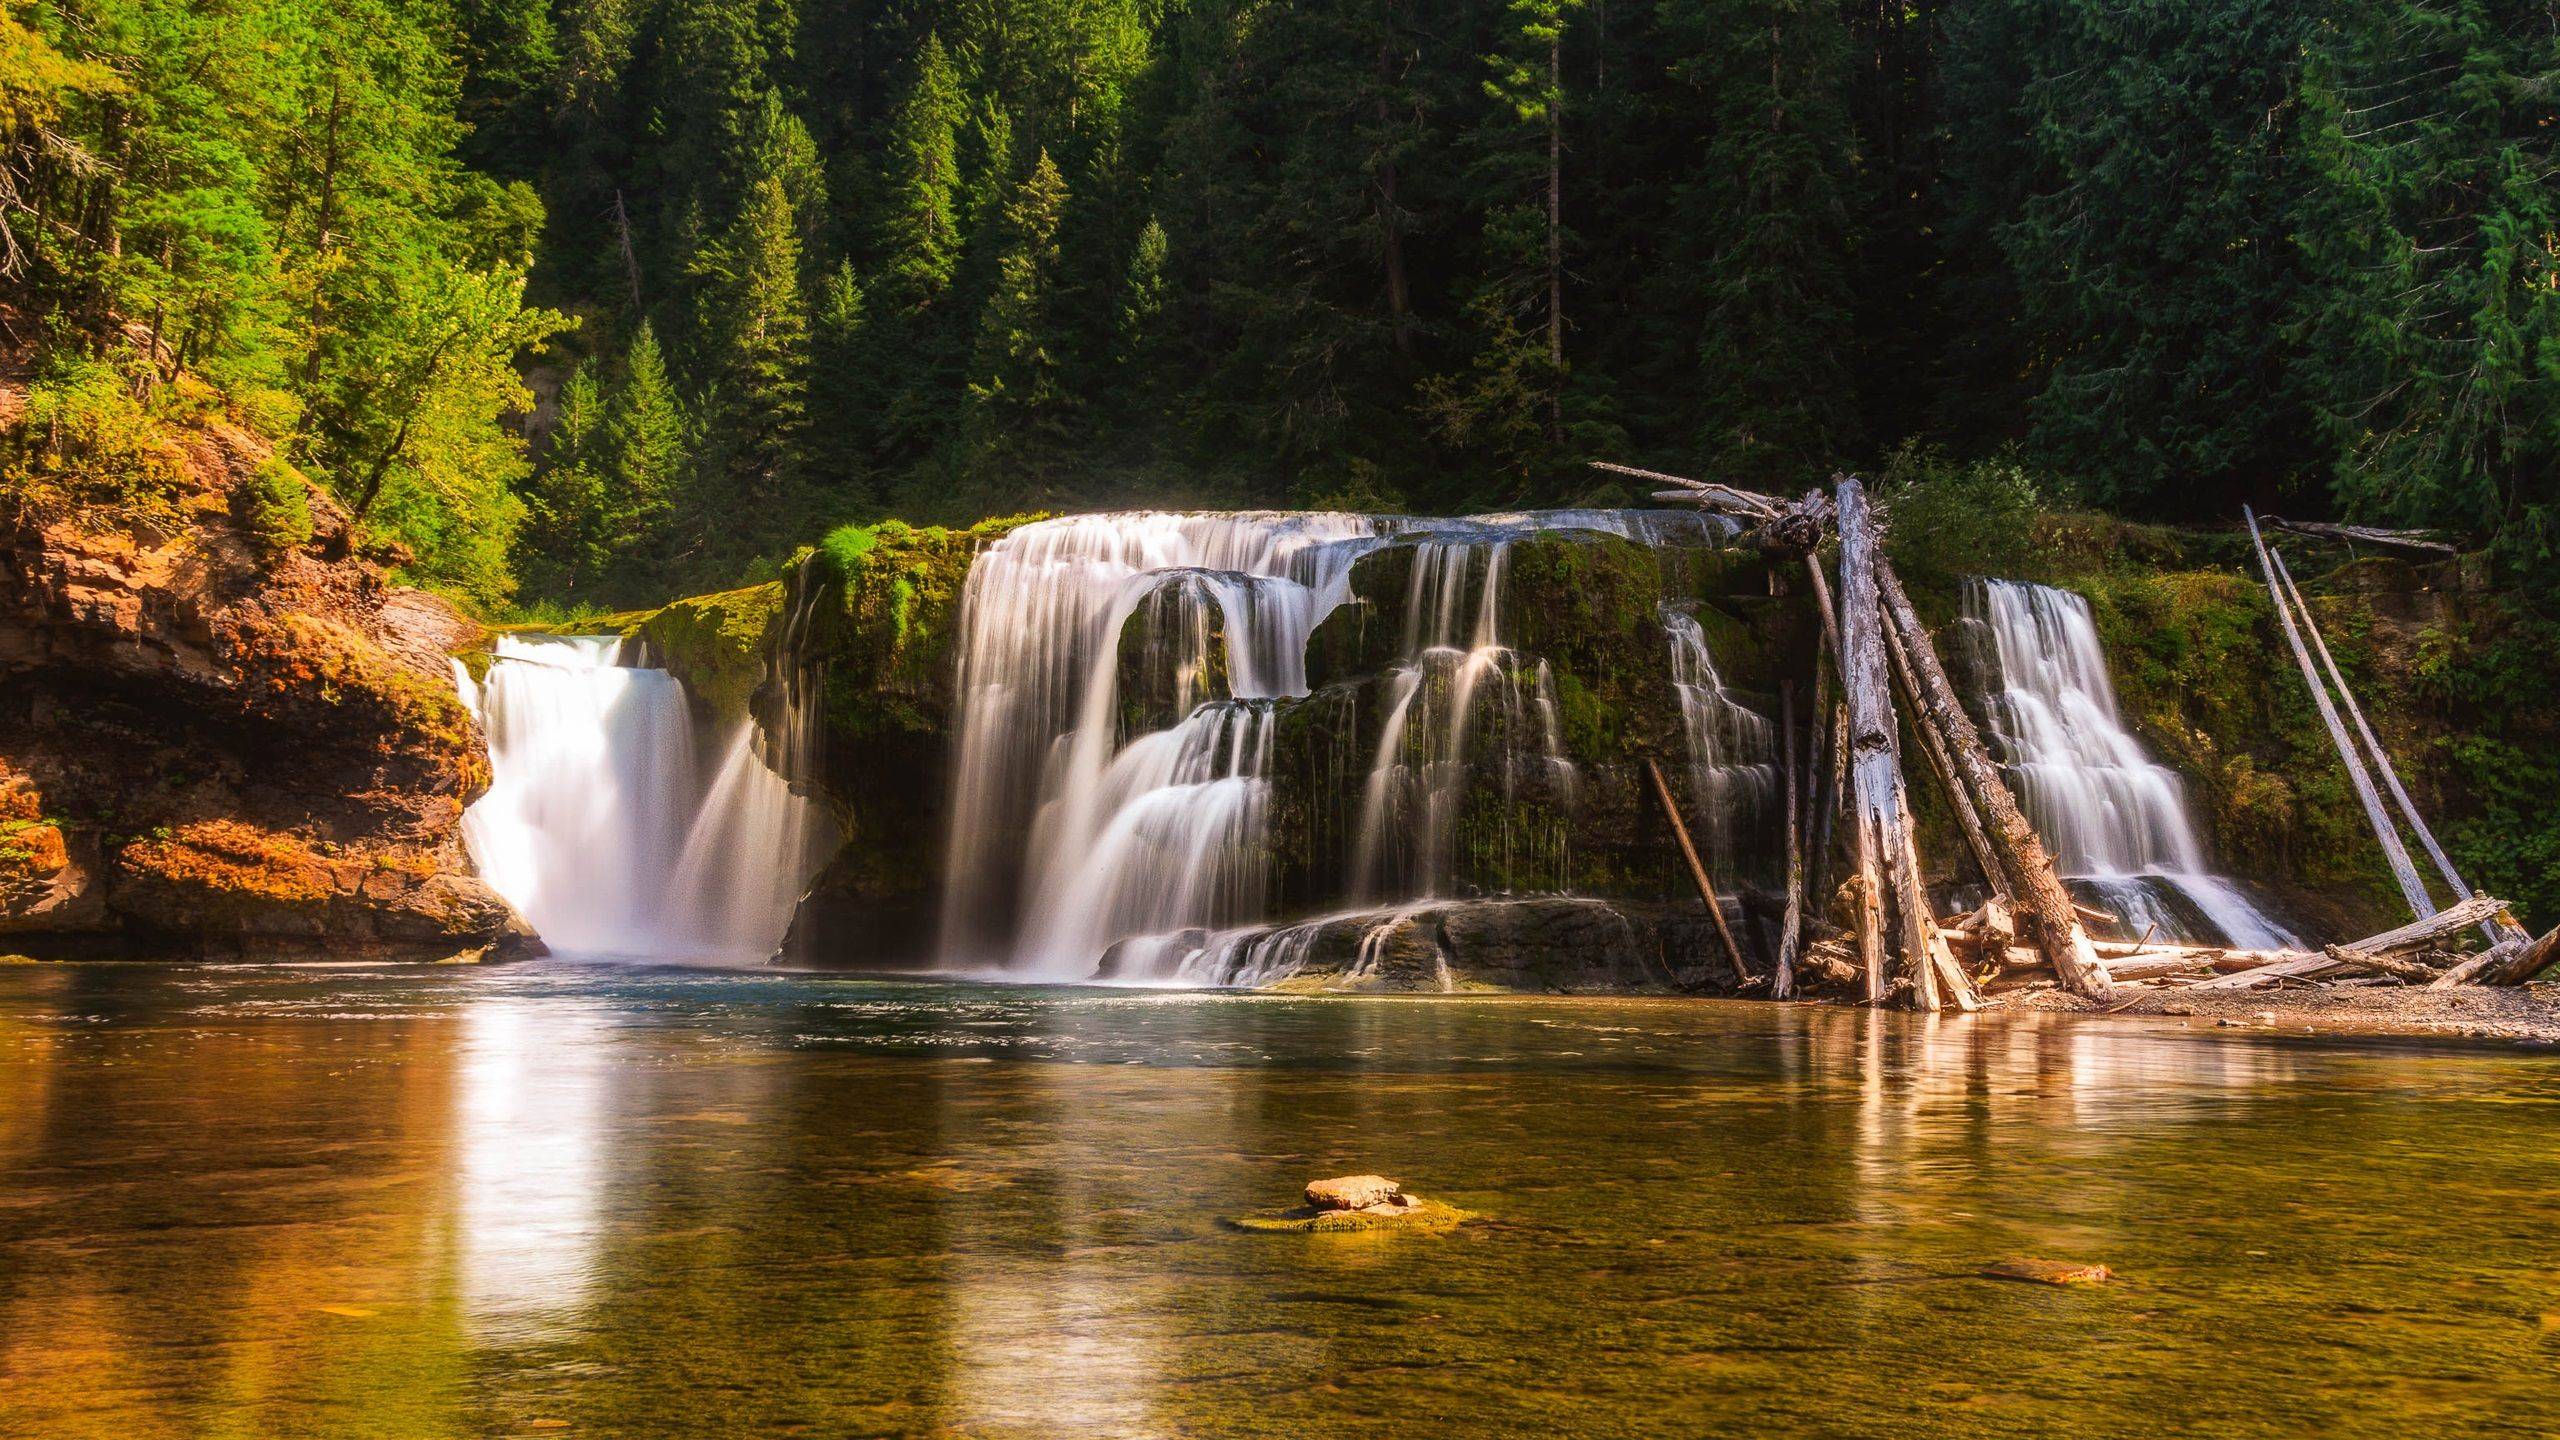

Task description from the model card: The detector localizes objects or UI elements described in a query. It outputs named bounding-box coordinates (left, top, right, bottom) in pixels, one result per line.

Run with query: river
left=1, top=960, right=2552, bottom=1437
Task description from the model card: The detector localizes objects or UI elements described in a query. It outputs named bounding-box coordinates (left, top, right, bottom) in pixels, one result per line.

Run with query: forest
left=2, top=0, right=2555, bottom=611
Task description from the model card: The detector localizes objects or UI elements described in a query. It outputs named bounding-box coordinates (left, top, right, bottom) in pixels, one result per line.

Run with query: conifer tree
left=968, top=148, right=1071, bottom=431
left=1662, top=0, right=1859, bottom=487
left=600, top=319, right=689, bottom=583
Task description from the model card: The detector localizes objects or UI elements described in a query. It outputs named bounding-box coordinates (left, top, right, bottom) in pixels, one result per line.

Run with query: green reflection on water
left=1, top=961, right=2555, bottom=1438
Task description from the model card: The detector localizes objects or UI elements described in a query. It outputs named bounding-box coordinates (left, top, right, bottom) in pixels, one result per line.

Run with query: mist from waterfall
left=455, top=635, right=832, bottom=962
left=1962, top=580, right=2296, bottom=948
left=936, top=508, right=1732, bottom=981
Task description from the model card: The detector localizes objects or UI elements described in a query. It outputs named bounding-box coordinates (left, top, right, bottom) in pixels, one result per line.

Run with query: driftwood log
left=1641, top=754, right=1753, bottom=986
left=2191, top=894, right=2512, bottom=991
left=2263, top=517, right=2458, bottom=556
left=1776, top=679, right=1802, bottom=999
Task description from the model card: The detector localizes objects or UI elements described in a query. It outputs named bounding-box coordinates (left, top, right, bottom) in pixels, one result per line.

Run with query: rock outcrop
left=1, top=369, right=529, bottom=960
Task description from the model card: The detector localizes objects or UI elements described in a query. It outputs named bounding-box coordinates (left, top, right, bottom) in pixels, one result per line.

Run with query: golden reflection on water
left=0, top=967, right=2555, bottom=1439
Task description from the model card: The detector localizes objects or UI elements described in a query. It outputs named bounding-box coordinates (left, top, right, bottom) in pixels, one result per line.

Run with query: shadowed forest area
left=5, top=0, right=2555, bottom=609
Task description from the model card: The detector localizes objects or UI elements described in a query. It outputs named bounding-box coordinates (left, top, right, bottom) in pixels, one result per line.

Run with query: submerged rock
left=1230, top=1180, right=1475, bottom=1236
left=1980, top=1259, right=2113, bottom=1286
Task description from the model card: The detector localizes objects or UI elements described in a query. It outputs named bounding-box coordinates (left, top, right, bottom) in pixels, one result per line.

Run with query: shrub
left=235, top=457, right=315, bottom=560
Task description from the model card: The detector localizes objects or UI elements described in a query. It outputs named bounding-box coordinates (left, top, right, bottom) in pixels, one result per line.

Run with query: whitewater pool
left=1, top=960, right=2553, bottom=1438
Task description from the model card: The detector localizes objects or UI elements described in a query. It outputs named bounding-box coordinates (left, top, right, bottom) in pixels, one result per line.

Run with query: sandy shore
left=2009, top=980, right=2560, bottom=1045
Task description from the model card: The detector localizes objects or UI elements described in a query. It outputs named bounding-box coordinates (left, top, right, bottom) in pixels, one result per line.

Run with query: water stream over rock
left=1960, top=579, right=2297, bottom=948
left=454, top=635, right=831, bottom=961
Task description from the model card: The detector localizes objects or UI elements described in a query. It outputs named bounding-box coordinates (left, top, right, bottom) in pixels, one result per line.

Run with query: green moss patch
left=1225, top=1198, right=1477, bottom=1235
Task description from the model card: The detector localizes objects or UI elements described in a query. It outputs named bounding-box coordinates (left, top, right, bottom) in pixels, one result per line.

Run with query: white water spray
left=455, top=635, right=831, bottom=962
left=1962, top=580, right=2296, bottom=948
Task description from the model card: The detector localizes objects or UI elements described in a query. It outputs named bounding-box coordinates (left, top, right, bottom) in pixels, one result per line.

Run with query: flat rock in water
left=1981, top=1258, right=2112, bottom=1287
left=1227, top=1196, right=1474, bottom=1236
left=1305, top=1174, right=1402, bottom=1211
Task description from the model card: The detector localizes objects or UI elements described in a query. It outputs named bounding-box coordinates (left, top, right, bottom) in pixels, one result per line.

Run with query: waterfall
left=454, top=635, right=832, bottom=962
left=938, top=509, right=1731, bottom=981
left=1662, top=603, right=1778, bottom=882
left=1962, top=580, right=2296, bottom=948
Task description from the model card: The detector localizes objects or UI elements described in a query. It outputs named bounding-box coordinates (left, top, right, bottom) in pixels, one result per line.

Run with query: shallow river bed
left=1, top=960, right=2555, bottom=1438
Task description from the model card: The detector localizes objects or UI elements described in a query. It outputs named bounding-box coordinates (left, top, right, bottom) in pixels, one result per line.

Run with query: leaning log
left=1880, top=588, right=2009, bottom=902
left=2267, top=546, right=2523, bottom=948
left=2246, top=507, right=2437, bottom=920
left=1872, top=560, right=2112, bottom=1000
left=1642, top=754, right=1754, bottom=987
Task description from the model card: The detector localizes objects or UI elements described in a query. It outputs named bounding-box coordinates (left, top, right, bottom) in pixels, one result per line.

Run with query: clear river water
left=2, top=960, right=2554, bottom=1438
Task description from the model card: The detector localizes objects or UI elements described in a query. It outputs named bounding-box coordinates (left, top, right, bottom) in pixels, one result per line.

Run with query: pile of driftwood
left=1600, top=461, right=2559, bottom=1011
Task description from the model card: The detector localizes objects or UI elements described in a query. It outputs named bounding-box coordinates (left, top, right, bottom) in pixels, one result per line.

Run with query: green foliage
left=2291, top=0, right=2560, bottom=593
left=235, top=456, right=315, bottom=560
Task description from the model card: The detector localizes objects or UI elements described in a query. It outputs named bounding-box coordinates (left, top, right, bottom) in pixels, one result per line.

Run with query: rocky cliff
left=0, top=360, right=530, bottom=960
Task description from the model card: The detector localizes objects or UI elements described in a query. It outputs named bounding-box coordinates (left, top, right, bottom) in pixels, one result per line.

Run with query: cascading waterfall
left=455, top=635, right=832, bottom=962
left=1662, top=603, right=1778, bottom=880
left=938, top=513, right=1382, bottom=976
left=938, top=508, right=1732, bottom=982
left=1961, top=579, right=2297, bottom=948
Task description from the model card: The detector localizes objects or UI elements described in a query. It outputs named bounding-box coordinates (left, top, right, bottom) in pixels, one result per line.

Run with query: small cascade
left=1962, top=580, right=2296, bottom=948
left=455, top=635, right=831, bottom=962
left=1347, top=539, right=1559, bottom=901
left=1661, top=603, right=1778, bottom=881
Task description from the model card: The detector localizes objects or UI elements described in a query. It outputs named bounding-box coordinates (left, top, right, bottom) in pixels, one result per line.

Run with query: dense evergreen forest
left=3, top=0, right=2556, bottom=610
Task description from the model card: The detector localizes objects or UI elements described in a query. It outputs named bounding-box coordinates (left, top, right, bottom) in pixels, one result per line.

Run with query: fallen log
left=1872, top=559, right=2112, bottom=1000
left=2487, top=924, right=2560, bottom=985
left=1592, top=461, right=1780, bottom=519
left=2263, top=517, right=2458, bottom=556
left=2192, top=894, right=2511, bottom=990
left=1641, top=754, right=1754, bottom=987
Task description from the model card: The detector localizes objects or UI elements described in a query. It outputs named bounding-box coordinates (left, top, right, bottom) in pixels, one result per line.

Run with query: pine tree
left=874, top=34, right=966, bottom=318
left=597, top=319, right=689, bottom=597
left=1661, top=0, right=1860, bottom=488
left=1940, top=0, right=2321, bottom=511
left=968, top=148, right=1071, bottom=432
left=690, top=161, right=811, bottom=536
left=519, top=358, right=609, bottom=594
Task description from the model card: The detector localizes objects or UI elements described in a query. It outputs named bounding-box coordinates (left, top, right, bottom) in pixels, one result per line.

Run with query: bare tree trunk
left=1836, top=478, right=1926, bottom=1005
left=614, top=189, right=645, bottom=311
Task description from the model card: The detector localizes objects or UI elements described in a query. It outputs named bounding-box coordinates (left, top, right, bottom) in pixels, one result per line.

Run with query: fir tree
left=968, top=148, right=1071, bottom=432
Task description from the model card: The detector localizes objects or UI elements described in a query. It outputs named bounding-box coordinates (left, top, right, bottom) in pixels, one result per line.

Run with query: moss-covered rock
left=629, top=583, right=783, bottom=717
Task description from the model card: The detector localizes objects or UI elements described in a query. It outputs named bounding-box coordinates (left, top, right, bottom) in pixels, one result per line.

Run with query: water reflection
left=0, top=965, right=2554, bottom=1439
left=445, top=999, right=611, bottom=1339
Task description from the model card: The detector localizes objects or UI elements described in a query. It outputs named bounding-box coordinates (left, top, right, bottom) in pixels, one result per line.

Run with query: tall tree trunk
left=1544, top=24, right=1564, bottom=442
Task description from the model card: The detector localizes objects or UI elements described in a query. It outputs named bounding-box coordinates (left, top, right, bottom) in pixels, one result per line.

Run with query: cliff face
left=0, top=375, right=530, bottom=960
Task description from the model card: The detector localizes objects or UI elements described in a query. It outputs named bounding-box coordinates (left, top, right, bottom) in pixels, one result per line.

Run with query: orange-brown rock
left=1305, top=1175, right=1404, bottom=1212
left=1, top=332, right=526, bottom=961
